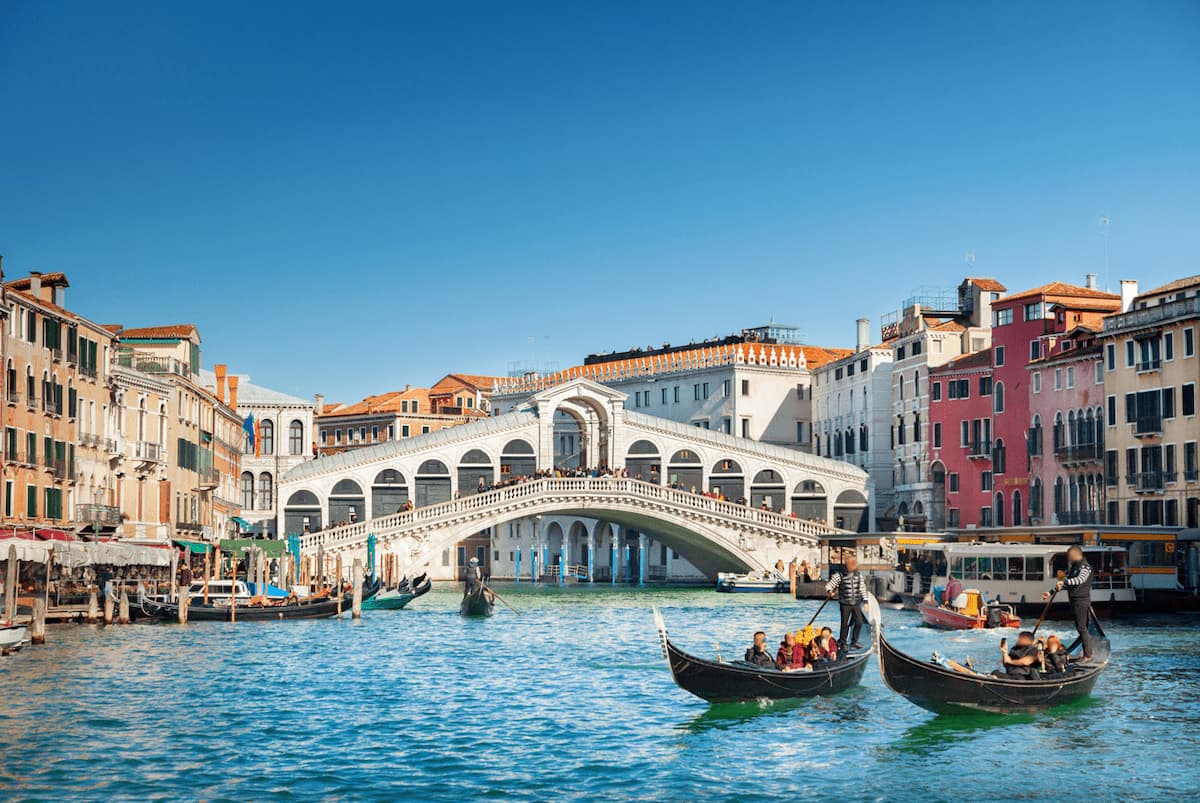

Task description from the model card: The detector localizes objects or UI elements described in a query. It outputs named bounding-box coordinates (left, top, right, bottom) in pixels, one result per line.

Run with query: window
left=1125, top=339, right=1135, bottom=367
left=1165, top=332, right=1175, bottom=361
left=387, top=424, right=394, bottom=440
left=993, top=439, right=1006, bottom=474
left=334, top=429, right=342, bottom=445
left=258, top=473, right=273, bottom=510
left=1184, top=383, right=1196, bottom=417
left=981, top=471, right=992, bottom=491
left=260, top=420, right=274, bottom=454
left=993, top=381, right=1005, bottom=413
left=847, top=363, right=855, bottom=377
left=1185, top=328, right=1195, bottom=358
left=994, top=346, right=1005, bottom=367
left=412, top=401, right=419, bottom=414
left=25, top=484, right=36, bottom=517
left=960, top=420, right=969, bottom=446
left=1106, top=344, right=1116, bottom=371
left=1185, top=442, right=1197, bottom=481
left=240, top=472, right=255, bottom=509
left=289, top=420, right=304, bottom=454
left=1107, top=395, right=1116, bottom=427
left=661, top=388, right=668, bottom=405
left=402, top=425, right=410, bottom=437
left=359, top=427, right=366, bottom=442
left=835, top=368, right=843, bottom=381
left=741, top=379, right=749, bottom=396
left=933, top=422, right=942, bottom=448
left=702, top=382, right=709, bottom=399
left=1066, top=366, right=1075, bottom=389
left=741, top=419, right=750, bottom=438
left=912, top=341, right=922, bottom=356
left=1054, top=368, right=1062, bottom=391
left=693, top=384, right=700, bottom=401
left=1095, top=360, right=1103, bottom=385
left=673, top=386, right=680, bottom=403
left=980, top=376, right=992, bottom=396
left=993, top=308, right=1013, bottom=326
left=401, top=400, right=409, bottom=413
left=1024, top=302, right=1044, bottom=321
left=897, top=346, right=906, bottom=360
left=932, top=382, right=941, bottom=401
left=722, top=379, right=731, bottom=397
left=1032, top=372, right=1041, bottom=394
left=1030, top=340, right=1041, bottom=361
left=948, top=473, right=959, bottom=492
left=421, top=426, right=430, bottom=434
left=371, top=426, right=379, bottom=442
left=948, top=508, right=960, bottom=527
left=1106, top=450, right=1118, bottom=486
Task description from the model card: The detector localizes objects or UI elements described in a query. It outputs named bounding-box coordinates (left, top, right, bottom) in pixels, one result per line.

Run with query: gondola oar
left=484, top=584, right=520, bottom=614
left=1032, top=587, right=1058, bottom=636
left=805, top=593, right=834, bottom=628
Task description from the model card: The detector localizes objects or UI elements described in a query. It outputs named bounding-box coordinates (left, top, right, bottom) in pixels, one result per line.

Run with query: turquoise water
left=1, top=586, right=1197, bottom=801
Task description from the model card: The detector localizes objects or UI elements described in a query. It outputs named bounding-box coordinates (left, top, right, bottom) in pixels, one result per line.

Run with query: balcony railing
left=25, top=394, right=38, bottom=410
left=66, top=346, right=78, bottom=366
left=1058, top=510, right=1105, bottom=525
left=43, top=400, right=60, bottom=416
left=196, top=468, right=221, bottom=491
left=80, top=364, right=98, bottom=380
left=50, top=346, right=63, bottom=362
left=52, top=459, right=68, bottom=480
left=1104, top=295, right=1200, bottom=335
left=1055, top=443, right=1103, bottom=463
left=5, top=390, right=17, bottom=407
left=115, top=348, right=190, bottom=377
left=78, top=504, right=122, bottom=527
left=105, top=438, right=121, bottom=454
left=6, top=449, right=35, bottom=467
left=134, top=441, right=163, bottom=461
left=1134, top=415, right=1163, bottom=437
left=1135, top=358, right=1161, bottom=373
left=1132, top=471, right=1177, bottom=492
left=968, top=439, right=992, bottom=458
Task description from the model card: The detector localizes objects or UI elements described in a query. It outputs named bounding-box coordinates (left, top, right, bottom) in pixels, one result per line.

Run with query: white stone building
left=200, top=368, right=314, bottom=538
left=811, top=318, right=895, bottom=528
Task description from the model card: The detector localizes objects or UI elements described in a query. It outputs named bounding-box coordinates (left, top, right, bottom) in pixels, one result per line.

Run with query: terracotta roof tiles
left=118, top=324, right=200, bottom=340
left=1138, top=274, right=1200, bottom=300
left=999, top=282, right=1121, bottom=305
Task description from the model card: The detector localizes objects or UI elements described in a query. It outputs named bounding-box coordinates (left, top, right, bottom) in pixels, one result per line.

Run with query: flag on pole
left=243, top=413, right=256, bottom=452
left=254, top=418, right=262, bottom=458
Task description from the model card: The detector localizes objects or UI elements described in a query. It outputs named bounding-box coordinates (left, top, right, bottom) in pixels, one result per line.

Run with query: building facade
left=1099, top=275, right=1200, bottom=528
left=811, top=318, right=895, bottom=528
left=928, top=350, right=995, bottom=528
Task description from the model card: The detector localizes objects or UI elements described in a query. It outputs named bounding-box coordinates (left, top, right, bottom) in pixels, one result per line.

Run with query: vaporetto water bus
left=886, top=541, right=1134, bottom=616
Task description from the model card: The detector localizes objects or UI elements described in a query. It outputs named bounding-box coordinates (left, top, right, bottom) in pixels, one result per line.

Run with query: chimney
left=29, top=271, right=42, bottom=297
left=214, top=364, right=227, bottom=404
left=856, top=318, right=870, bottom=353
left=405, top=384, right=411, bottom=392
left=314, top=393, right=324, bottom=415
left=227, top=375, right=239, bottom=410
left=1085, top=273, right=1097, bottom=290
left=1120, top=280, right=1139, bottom=313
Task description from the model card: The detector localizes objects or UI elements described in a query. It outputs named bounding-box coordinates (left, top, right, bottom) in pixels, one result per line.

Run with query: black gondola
left=872, top=596, right=1111, bottom=715
left=140, top=579, right=381, bottom=622
left=460, top=585, right=494, bottom=617
left=652, top=607, right=872, bottom=703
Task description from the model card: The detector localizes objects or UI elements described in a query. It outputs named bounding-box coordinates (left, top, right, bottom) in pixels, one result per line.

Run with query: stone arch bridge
left=281, top=379, right=871, bottom=579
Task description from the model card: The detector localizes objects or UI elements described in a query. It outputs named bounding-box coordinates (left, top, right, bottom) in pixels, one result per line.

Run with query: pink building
left=929, top=351, right=995, bottom=527
left=1026, top=323, right=1108, bottom=525
left=987, top=280, right=1122, bottom=527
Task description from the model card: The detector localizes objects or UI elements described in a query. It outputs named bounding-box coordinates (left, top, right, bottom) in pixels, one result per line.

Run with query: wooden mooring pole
left=31, top=598, right=46, bottom=644
left=352, top=558, right=363, bottom=620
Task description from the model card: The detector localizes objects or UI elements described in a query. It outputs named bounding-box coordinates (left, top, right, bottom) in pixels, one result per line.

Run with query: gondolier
left=1043, top=545, right=1093, bottom=660
left=825, top=554, right=869, bottom=650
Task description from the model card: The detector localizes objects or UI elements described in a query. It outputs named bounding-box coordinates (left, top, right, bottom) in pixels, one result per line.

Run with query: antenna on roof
left=1099, top=215, right=1110, bottom=292
left=965, top=250, right=975, bottom=269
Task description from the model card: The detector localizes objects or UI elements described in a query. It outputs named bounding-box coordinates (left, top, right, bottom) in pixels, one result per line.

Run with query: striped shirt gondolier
left=1063, top=560, right=1092, bottom=602
left=825, top=571, right=870, bottom=605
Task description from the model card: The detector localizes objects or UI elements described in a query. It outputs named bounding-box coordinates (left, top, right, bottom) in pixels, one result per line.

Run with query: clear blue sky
left=2, top=1, right=1197, bottom=402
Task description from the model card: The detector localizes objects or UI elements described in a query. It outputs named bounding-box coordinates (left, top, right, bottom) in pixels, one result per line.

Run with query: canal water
left=1, top=586, right=1197, bottom=801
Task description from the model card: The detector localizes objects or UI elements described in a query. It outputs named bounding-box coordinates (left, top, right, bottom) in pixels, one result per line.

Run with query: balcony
left=1055, top=443, right=1103, bottom=464
left=1057, top=510, right=1105, bottom=525
left=968, top=439, right=992, bottom=459
left=1132, top=471, right=1177, bottom=493
left=78, top=504, right=122, bottom=527
left=1135, top=358, right=1161, bottom=374
left=134, top=441, right=163, bottom=462
left=115, top=348, right=190, bottom=377
left=52, top=459, right=69, bottom=481
left=196, top=468, right=221, bottom=492
left=1104, top=295, right=1200, bottom=336
left=80, top=364, right=98, bottom=380
left=5, top=390, right=17, bottom=407
left=1134, top=415, right=1163, bottom=438
left=51, top=346, right=63, bottom=362
left=43, top=399, right=60, bottom=417
left=66, top=346, right=78, bottom=366
left=6, top=450, right=36, bottom=467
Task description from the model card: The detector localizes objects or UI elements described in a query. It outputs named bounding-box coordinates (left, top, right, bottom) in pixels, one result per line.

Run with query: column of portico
left=638, top=533, right=647, bottom=586
left=610, top=523, right=621, bottom=586
left=536, top=400, right=555, bottom=472
left=586, top=521, right=596, bottom=583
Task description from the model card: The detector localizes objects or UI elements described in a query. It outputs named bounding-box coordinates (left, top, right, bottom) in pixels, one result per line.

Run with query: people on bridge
left=744, top=631, right=775, bottom=668
left=824, top=554, right=869, bottom=650
left=1042, top=545, right=1094, bottom=661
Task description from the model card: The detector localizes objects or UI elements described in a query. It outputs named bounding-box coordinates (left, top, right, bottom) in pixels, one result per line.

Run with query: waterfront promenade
left=1, top=586, right=1196, bottom=801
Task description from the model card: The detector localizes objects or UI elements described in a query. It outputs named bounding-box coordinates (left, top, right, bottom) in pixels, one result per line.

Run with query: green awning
left=231, top=516, right=253, bottom=530
left=173, top=539, right=211, bottom=554
left=219, top=538, right=286, bottom=558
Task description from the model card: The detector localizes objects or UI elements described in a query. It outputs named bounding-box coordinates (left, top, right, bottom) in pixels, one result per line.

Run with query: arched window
left=1012, top=490, right=1023, bottom=527
left=1054, top=476, right=1065, bottom=516
left=289, top=420, right=305, bottom=455
left=993, top=438, right=1006, bottom=475
left=240, top=471, right=255, bottom=510
left=993, top=381, right=1005, bottom=413
left=260, top=420, right=274, bottom=455
left=994, top=491, right=1005, bottom=527
left=1067, top=410, right=1077, bottom=447
left=137, top=398, right=147, bottom=441
left=1031, top=414, right=1043, bottom=457
left=1053, top=411, right=1065, bottom=451
left=258, top=473, right=273, bottom=510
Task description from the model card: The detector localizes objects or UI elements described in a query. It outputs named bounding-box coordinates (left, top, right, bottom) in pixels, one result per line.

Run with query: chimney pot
left=1085, top=273, right=1097, bottom=290
left=856, top=318, right=870, bottom=353
left=29, top=271, right=42, bottom=297
left=227, top=375, right=239, bottom=410
left=214, top=364, right=227, bottom=405
left=314, top=393, right=324, bottom=415
left=1120, top=280, right=1139, bottom=313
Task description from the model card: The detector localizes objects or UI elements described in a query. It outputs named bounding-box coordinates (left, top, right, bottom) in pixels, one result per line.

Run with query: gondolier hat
left=469, top=557, right=479, bottom=565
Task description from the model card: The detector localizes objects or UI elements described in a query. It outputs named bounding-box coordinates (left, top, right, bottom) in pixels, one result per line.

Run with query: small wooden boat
left=140, top=579, right=380, bottom=622
left=715, top=570, right=787, bottom=593
left=919, top=589, right=1021, bottom=630
left=460, top=584, right=494, bottom=617
left=1, top=624, right=30, bottom=655
left=873, top=596, right=1110, bottom=715
left=363, top=574, right=432, bottom=611
left=652, top=606, right=873, bottom=703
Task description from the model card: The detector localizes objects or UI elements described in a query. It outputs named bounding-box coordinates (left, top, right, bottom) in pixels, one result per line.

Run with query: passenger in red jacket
left=775, top=632, right=806, bottom=670
left=815, top=627, right=839, bottom=662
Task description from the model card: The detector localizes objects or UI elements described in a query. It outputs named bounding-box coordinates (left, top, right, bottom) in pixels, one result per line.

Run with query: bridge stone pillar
left=610, top=523, right=621, bottom=586
left=536, top=400, right=555, bottom=470
left=586, top=521, right=596, bottom=583
left=638, top=533, right=647, bottom=586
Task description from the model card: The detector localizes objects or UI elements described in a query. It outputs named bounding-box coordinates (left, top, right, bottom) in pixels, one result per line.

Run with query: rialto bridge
left=280, top=380, right=871, bottom=581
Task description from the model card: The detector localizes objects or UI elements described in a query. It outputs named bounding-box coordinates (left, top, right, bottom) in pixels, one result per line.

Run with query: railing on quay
left=298, top=477, right=849, bottom=553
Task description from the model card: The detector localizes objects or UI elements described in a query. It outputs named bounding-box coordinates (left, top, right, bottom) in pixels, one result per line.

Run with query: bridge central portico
left=280, top=379, right=871, bottom=579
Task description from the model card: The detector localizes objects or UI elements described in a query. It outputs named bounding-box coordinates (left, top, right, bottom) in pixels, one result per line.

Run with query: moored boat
left=715, top=570, right=788, bottom=593
left=1, top=623, right=30, bottom=655
left=363, top=574, right=432, bottom=611
left=918, top=589, right=1021, bottom=630
left=652, top=606, right=873, bottom=703
left=873, top=596, right=1110, bottom=715
left=140, top=578, right=380, bottom=622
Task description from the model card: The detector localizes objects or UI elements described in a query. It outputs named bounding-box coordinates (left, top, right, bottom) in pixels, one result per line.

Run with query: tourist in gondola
left=998, top=632, right=1041, bottom=679
left=1042, top=545, right=1093, bottom=660
left=824, top=554, right=869, bottom=650
left=815, top=626, right=838, bottom=661
left=776, top=632, right=806, bottom=671
left=1042, top=634, right=1069, bottom=675
left=744, top=631, right=775, bottom=668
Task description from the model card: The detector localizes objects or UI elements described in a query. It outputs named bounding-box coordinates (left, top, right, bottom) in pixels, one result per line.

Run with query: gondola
left=363, top=574, right=432, bottom=611
left=652, top=606, right=873, bottom=703
left=460, top=584, right=494, bottom=617
left=139, top=578, right=381, bottom=622
left=872, top=595, right=1111, bottom=715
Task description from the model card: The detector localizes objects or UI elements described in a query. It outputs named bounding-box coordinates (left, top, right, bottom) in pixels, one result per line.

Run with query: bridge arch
left=371, top=469, right=408, bottom=518
left=792, top=480, right=828, bottom=522
left=625, top=438, right=663, bottom=483
left=834, top=489, right=869, bottom=532
left=500, top=438, right=536, bottom=481
left=751, top=469, right=786, bottom=512
left=329, top=478, right=365, bottom=525
left=415, top=459, right=451, bottom=507
left=666, top=448, right=703, bottom=491
left=285, top=490, right=322, bottom=534
left=709, top=458, right=744, bottom=501
left=458, top=448, right=494, bottom=494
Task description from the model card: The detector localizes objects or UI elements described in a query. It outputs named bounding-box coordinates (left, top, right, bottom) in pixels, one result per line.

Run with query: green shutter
left=26, top=485, right=37, bottom=517
left=4, top=482, right=10, bottom=517
left=27, top=433, right=36, bottom=463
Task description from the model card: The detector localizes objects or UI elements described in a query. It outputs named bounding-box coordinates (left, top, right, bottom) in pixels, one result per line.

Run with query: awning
left=231, top=516, right=252, bottom=530
left=53, top=541, right=174, bottom=568
left=219, top=538, right=286, bottom=558
left=173, top=539, right=211, bottom=554
left=0, top=537, right=54, bottom=562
